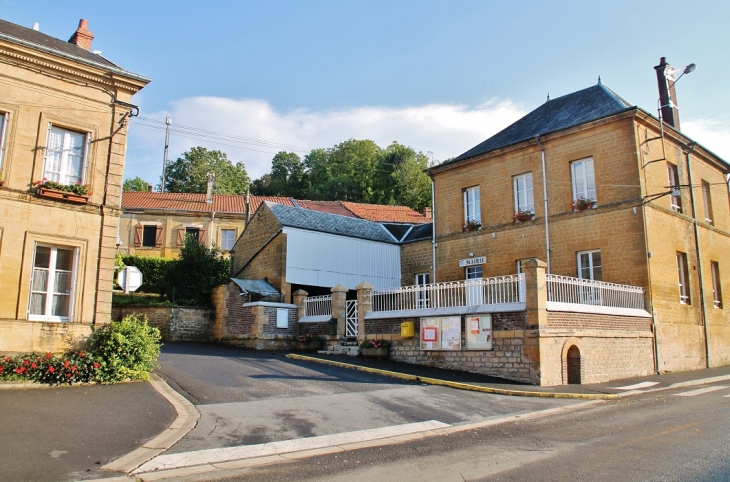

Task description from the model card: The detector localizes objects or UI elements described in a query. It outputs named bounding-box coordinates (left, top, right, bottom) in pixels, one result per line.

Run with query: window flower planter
left=513, top=210, right=534, bottom=223
left=36, top=186, right=89, bottom=204
left=462, top=220, right=482, bottom=232
left=571, top=197, right=596, bottom=212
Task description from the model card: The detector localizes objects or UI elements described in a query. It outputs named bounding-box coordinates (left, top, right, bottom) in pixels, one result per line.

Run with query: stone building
left=427, top=69, right=730, bottom=373
left=0, top=18, right=149, bottom=352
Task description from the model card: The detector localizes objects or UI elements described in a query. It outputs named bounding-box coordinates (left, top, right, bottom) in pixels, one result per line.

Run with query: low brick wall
left=112, top=306, right=214, bottom=342
left=298, top=321, right=332, bottom=337
left=218, top=302, right=298, bottom=350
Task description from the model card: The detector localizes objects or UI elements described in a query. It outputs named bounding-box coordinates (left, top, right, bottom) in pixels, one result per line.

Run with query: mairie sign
left=459, top=256, right=486, bottom=267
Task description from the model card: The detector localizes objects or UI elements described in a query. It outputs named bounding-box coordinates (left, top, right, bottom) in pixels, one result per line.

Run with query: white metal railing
left=371, top=274, right=525, bottom=312
left=546, top=274, right=644, bottom=310
left=303, top=294, right=332, bottom=317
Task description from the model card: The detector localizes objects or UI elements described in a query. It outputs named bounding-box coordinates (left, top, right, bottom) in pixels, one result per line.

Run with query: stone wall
left=218, top=301, right=298, bottom=350
left=400, top=239, right=432, bottom=286
left=112, top=306, right=214, bottom=342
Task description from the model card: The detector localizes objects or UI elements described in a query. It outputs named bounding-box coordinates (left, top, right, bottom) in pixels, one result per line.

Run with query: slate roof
left=0, top=18, right=118, bottom=68
left=443, top=83, right=633, bottom=166
left=121, top=192, right=247, bottom=213
left=266, top=201, right=398, bottom=244
left=402, top=222, right=433, bottom=243
left=229, top=278, right=279, bottom=295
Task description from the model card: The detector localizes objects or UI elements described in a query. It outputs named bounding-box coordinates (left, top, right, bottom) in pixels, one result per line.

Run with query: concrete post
left=356, top=281, right=374, bottom=339
left=253, top=304, right=266, bottom=337
left=293, top=289, right=308, bottom=321
left=522, top=258, right=549, bottom=385
left=331, top=285, right=348, bottom=336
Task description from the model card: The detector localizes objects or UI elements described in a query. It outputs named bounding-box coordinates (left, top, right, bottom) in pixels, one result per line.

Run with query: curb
left=285, top=354, right=619, bottom=400
left=102, top=373, right=200, bottom=474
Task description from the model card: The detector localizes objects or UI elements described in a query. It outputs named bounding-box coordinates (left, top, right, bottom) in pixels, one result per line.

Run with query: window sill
left=36, top=187, right=89, bottom=204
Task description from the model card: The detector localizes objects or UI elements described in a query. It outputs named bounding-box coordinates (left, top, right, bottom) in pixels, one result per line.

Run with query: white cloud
left=124, top=97, right=527, bottom=182
left=682, top=119, right=730, bottom=162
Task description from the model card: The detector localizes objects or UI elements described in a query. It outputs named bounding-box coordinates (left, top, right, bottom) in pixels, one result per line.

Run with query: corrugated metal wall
left=284, top=228, right=400, bottom=290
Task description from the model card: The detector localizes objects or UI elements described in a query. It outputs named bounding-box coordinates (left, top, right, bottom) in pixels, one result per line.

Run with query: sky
left=3, top=1, right=729, bottom=185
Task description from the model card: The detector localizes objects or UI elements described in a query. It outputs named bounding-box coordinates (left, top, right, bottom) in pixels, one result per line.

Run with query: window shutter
left=198, top=228, right=207, bottom=244
left=134, top=225, right=143, bottom=247
left=155, top=226, right=164, bottom=248
left=177, top=227, right=186, bottom=246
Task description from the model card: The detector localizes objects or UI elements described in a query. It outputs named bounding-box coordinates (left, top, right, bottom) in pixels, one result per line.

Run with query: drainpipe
left=430, top=174, right=437, bottom=283
left=685, top=142, right=710, bottom=367
left=536, top=135, right=551, bottom=274
left=210, top=212, right=216, bottom=249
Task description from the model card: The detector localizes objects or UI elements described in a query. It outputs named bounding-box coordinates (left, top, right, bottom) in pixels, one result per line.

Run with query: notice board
left=466, top=314, right=492, bottom=350
left=420, top=316, right=461, bottom=350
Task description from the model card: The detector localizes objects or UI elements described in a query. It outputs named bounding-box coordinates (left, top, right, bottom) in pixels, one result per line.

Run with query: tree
left=249, top=173, right=273, bottom=196
left=163, top=235, right=230, bottom=306
left=164, top=147, right=249, bottom=194
left=269, top=151, right=309, bottom=198
left=304, top=139, right=381, bottom=202
left=373, top=142, right=433, bottom=211
left=123, top=176, right=151, bottom=192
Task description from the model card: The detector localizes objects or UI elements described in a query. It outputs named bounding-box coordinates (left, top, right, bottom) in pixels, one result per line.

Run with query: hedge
left=120, top=255, right=175, bottom=295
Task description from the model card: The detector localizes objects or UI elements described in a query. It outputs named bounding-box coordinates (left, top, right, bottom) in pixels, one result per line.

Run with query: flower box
left=571, top=197, right=596, bottom=212
left=513, top=210, right=534, bottom=223
left=361, top=347, right=389, bottom=360
left=36, top=186, right=89, bottom=204
left=462, top=220, right=482, bottom=232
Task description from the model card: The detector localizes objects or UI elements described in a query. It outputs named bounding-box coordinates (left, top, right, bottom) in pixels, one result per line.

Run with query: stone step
left=318, top=345, right=361, bottom=356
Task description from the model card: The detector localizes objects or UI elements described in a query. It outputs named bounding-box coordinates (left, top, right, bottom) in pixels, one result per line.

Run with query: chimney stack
left=654, top=57, right=681, bottom=130
left=147, top=184, right=153, bottom=193
left=68, top=19, right=94, bottom=51
left=206, top=172, right=215, bottom=204
left=423, top=207, right=432, bottom=220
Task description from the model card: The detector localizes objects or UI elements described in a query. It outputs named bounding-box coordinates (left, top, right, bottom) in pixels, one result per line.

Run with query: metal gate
left=345, top=300, right=358, bottom=337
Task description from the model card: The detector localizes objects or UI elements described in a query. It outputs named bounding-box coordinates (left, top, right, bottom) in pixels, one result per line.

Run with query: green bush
left=121, top=255, right=174, bottom=295
left=163, top=235, right=230, bottom=307
left=87, top=314, right=161, bottom=383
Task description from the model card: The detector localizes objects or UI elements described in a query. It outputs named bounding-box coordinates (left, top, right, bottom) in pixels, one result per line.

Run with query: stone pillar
left=253, top=304, right=266, bottom=336
left=523, top=258, right=548, bottom=329
left=293, top=289, right=308, bottom=321
left=211, top=284, right=228, bottom=341
left=331, top=285, right=348, bottom=336
left=356, top=281, right=374, bottom=339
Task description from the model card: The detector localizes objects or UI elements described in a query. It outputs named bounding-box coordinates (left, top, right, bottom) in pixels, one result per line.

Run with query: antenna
left=161, top=116, right=171, bottom=193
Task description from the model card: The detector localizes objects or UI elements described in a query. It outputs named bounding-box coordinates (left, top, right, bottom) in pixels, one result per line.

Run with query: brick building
left=427, top=70, right=730, bottom=373
left=0, top=19, right=149, bottom=352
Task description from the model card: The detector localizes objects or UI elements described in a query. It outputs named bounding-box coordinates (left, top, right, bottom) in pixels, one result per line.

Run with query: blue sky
left=4, top=1, right=728, bottom=183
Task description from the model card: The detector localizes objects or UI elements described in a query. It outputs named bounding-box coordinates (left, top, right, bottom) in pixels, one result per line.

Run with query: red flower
left=48, top=366, right=55, bottom=373
left=71, top=366, right=77, bottom=372
left=0, top=366, right=4, bottom=373
left=15, top=367, right=26, bottom=374
left=93, top=363, right=100, bottom=369
left=66, top=373, right=72, bottom=378
left=23, top=360, right=29, bottom=366
left=46, top=352, right=52, bottom=359
left=30, top=363, right=37, bottom=369
left=63, top=360, right=69, bottom=368
left=80, top=351, right=86, bottom=358
left=4, top=357, right=10, bottom=362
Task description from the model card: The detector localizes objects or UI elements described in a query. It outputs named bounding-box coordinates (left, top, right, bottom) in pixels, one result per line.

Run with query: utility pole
left=161, top=115, right=171, bottom=193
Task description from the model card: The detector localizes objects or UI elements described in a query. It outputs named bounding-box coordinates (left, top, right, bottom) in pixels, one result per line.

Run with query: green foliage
left=123, top=176, right=152, bottom=192
left=249, top=173, right=273, bottom=195
left=34, top=179, right=91, bottom=196
left=120, top=255, right=174, bottom=295
left=163, top=235, right=230, bottom=306
left=360, top=338, right=392, bottom=349
left=87, top=315, right=161, bottom=383
left=165, top=146, right=249, bottom=194
left=0, top=315, right=161, bottom=386
left=270, top=151, right=309, bottom=198
left=373, top=142, right=433, bottom=211
left=112, top=293, right=200, bottom=307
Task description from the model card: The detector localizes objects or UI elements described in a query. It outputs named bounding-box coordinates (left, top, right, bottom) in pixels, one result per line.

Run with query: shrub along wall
left=112, top=306, right=214, bottom=342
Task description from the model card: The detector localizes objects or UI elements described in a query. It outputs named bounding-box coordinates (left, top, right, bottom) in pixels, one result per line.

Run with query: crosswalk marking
left=675, top=386, right=729, bottom=397
left=614, top=381, right=660, bottom=390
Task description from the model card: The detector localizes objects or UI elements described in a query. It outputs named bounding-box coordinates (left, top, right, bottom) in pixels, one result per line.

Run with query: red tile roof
left=121, top=192, right=429, bottom=224
left=341, top=202, right=430, bottom=224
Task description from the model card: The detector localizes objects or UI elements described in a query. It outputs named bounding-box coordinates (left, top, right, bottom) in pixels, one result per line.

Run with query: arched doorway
left=567, top=345, right=581, bottom=384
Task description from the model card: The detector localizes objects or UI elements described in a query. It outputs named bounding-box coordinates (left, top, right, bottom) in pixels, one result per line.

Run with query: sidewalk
left=287, top=352, right=730, bottom=399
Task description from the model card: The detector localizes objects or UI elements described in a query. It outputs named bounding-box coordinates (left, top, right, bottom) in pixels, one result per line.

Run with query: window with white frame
left=702, top=180, right=714, bottom=225
left=577, top=250, right=602, bottom=281
left=29, top=245, right=76, bottom=321
left=711, top=261, right=723, bottom=309
left=44, top=125, right=89, bottom=185
left=667, top=163, right=682, bottom=213
left=677, top=252, right=691, bottom=305
left=516, top=259, right=531, bottom=274
left=220, top=229, right=236, bottom=250
left=415, top=272, right=430, bottom=309
left=465, top=265, right=483, bottom=279
left=571, top=158, right=596, bottom=204
left=463, top=186, right=481, bottom=223
left=0, top=112, right=8, bottom=172
left=513, top=173, right=534, bottom=215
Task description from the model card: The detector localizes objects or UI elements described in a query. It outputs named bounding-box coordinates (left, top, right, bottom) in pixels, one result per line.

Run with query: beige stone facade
left=429, top=106, right=730, bottom=374
left=0, top=19, right=149, bottom=352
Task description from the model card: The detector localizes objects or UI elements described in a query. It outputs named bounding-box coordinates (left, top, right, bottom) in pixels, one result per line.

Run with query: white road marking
left=675, top=386, right=729, bottom=397
left=614, top=381, right=660, bottom=390
left=134, top=420, right=450, bottom=473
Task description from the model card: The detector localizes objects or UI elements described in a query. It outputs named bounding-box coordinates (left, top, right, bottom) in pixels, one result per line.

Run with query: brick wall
left=230, top=204, right=282, bottom=276
left=225, top=305, right=256, bottom=335
left=298, top=322, right=331, bottom=337
left=546, top=312, right=651, bottom=331
left=112, top=306, right=214, bottom=342
left=400, top=240, right=432, bottom=286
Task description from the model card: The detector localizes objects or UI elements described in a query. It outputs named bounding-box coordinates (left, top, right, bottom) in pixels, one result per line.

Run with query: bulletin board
left=466, top=314, right=492, bottom=350
left=420, top=316, right=462, bottom=351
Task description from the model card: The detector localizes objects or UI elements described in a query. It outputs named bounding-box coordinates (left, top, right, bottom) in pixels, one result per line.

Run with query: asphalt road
left=155, top=343, right=580, bottom=453
left=177, top=380, right=730, bottom=482
left=0, top=381, right=174, bottom=482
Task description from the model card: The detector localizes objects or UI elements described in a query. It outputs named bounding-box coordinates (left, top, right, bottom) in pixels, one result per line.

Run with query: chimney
left=654, top=57, right=681, bottom=130
left=147, top=184, right=153, bottom=193
left=206, top=172, right=215, bottom=204
left=423, top=207, right=432, bottom=220
left=68, top=19, right=94, bottom=51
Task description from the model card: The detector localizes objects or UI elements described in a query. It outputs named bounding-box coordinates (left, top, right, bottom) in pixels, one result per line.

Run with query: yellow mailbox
left=401, top=321, right=415, bottom=338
